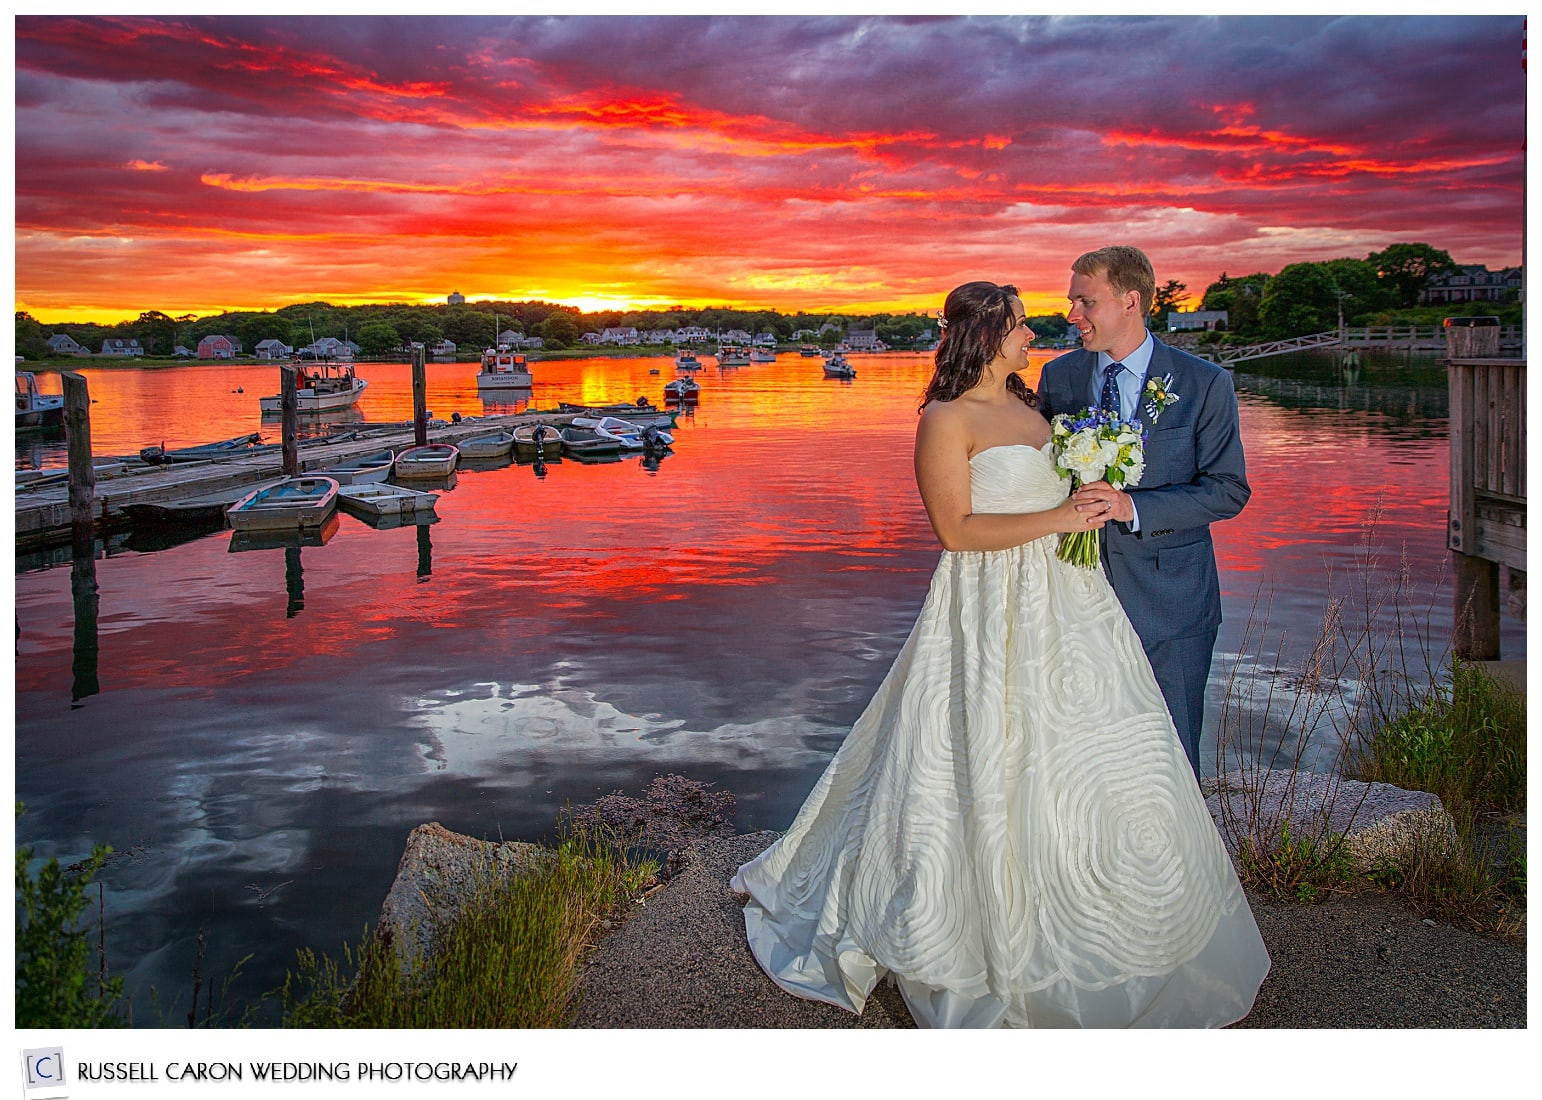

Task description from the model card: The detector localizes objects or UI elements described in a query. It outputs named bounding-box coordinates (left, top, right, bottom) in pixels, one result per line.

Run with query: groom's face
left=1067, top=269, right=1144, bottom=358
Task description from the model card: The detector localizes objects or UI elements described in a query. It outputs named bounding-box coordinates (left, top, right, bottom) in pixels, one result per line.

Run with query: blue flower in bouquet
left=1048, top=407, right=1148, bottom=567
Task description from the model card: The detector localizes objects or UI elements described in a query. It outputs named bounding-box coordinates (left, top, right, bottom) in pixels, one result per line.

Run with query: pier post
left=411, top=344, right=428, bottom=447
left=1453, top=552, right=1502, bottom=660
left=62, top=372, right=96, bottom=555
left=281, top=365, right=299, bottom=476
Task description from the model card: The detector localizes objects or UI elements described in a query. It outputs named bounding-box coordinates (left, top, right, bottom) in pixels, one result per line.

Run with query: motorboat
left=663, top=377, right=700, bottom=404
left=316, top=448, right=395, bottom=485
left=823, top=354, right=857, bottom=380
left=750, top=347, right=777, bottom=362
left=675, top=351, right=704, bottom=372
left=225, top=476, right=339, bottom=531
left=799, top=345, right=822, bottom=357
left=477, top=347, right=534, bottom=391
left=558, top=426, right=624, bottom=457
left=457, top=430, right=516, bottom=459
left=16, top=372, right=64, bottom=430
left=715, top=345, right=751, bottom=367
left=513, top=422, right=563, bottom=459
left=393, top=443, right=460, bottom=479
left=258, top=362, right=367, bottom=413
left=557, top=400, right=678, bottom=428
left=338, top=482, right=439, bottom=520
left=570, top=415, right=674, bottom=452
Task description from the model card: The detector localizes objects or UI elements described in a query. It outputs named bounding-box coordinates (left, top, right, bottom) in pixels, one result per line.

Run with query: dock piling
left=62, top=372, right=96, bottom=555
left=281, top=365, right=299, bottom=476
left=411, top=344, right=428, bottom=447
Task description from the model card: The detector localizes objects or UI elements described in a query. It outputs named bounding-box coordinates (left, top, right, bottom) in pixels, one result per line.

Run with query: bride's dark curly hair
left=919, top=281, right=1038, bottom=412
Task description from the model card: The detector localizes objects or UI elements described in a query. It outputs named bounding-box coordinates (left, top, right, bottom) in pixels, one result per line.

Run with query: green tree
left=1258, top=263, right=1337, bottom=338
left=537, top=313, right=580, bottom=349
left=1367, top=243, right=1459, bottom=308
left=443, top=308, right=496, bottom=347
left=1202, top=272, right=1271, bottom=338
left=1320, top=258, right=1393, bottom=323
left=130, top=310, right=178, bottom=356
left=355, top=320, right=402, bottom=356
left=15, top=311, right=50, bottom=360
left=1149, top=279, right=1189, bottom=329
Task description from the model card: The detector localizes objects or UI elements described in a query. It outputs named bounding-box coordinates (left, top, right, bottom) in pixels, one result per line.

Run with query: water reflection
left=71, top=552, right=100, bottom=705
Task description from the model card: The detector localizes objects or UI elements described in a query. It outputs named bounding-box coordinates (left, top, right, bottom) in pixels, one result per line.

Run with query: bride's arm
left=914, top=405, right=1104, bottom=552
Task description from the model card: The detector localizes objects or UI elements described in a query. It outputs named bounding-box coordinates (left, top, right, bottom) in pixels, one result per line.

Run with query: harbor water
left=14, top=349, right=1523, bottom=1021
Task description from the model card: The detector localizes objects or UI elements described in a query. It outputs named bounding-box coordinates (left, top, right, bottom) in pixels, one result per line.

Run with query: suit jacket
left=1037, top=337, right=1249, bottom=646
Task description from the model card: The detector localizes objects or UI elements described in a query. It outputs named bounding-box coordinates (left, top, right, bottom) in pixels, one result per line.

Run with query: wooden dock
left=15, top=410, right=568, bottom=552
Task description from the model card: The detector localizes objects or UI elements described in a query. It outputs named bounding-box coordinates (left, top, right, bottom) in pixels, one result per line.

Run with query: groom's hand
left=1072, top=481, right=1135, bottom=524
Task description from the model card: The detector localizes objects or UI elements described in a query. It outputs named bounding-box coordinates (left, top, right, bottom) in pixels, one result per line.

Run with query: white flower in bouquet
left=1048, top=407, right=1149, bottom=568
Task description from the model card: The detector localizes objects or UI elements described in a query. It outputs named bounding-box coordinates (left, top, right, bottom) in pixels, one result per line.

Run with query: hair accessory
left=935, top=310, right=948, bottom=331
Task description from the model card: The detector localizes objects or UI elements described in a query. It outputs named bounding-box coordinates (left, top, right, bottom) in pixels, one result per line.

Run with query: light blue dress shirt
left=1093, top=331, right=1154, bottom=531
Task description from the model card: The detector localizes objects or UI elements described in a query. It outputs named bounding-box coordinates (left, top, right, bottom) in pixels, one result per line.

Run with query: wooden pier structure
left=1197, top=324, right=1522, bottom=366
left=1448, top=354, right=1526, bottom=658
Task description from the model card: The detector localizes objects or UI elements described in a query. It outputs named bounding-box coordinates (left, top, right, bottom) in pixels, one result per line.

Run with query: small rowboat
left=513, top=422, right=563, bottom=458
left=393, top=443, right=460, bottom=479
left=225, top=476, right=339, bottom=531
left=570, top=415, right=674, bottom=452
left=557, top=401, right=678, bottom=429
left=558, top=426, right=624, bottom=457
left=338, top=482, right=439, bottom=519
left=457, top=430, right=516, bottom=459
left=317, top=448, right=394, bottom=485
left=124, top=478, right=286, bottom=526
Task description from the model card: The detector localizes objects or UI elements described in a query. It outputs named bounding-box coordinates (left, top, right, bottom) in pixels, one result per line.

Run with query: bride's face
left=994, top=297, right=1032, bottom=367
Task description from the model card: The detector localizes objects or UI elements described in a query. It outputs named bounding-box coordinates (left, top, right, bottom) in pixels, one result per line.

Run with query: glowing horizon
left=14, top=16, right=1524, bottom=326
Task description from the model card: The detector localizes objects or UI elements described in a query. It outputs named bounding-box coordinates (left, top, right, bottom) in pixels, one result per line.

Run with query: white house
left=601, top=326, right=640, bottom=345
left=431, top=339, right=457, bottom=359
left=1167, top=309, right=1229, bottom=332
left=255, top=338, right=293, bottom=359
left=847, top=328, right=880, bottom=350
left=299, top=336, right=355, bottom=360
left=46, top=333, right=89, bottom=356
left=173, top=345, right=195, bottom=357
left=721, top=328, right=752, bottom=344
left=753, top=331, right=779, bottom=346
left=644, top=329, right=674, bottom=345
left=676, top=325, right=712, bottom=343
left=579, top=332, right=603, bottom=345
left=101, top=337, right=145, bottom=357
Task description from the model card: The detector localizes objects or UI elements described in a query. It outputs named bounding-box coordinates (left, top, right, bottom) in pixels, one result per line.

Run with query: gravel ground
left=572, top=832, right=1526, bottom=1029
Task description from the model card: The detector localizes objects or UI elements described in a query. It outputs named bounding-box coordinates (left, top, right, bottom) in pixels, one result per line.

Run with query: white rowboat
left=226, top=476, right=339, bottom=531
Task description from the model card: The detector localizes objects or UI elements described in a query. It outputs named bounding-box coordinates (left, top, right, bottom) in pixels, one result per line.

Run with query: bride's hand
left=1057, top=496, right=1111, bottom=533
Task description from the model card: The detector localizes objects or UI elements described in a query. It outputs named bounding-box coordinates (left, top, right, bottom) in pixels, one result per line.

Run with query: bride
left=731, top=281, right=1270, bottom=1028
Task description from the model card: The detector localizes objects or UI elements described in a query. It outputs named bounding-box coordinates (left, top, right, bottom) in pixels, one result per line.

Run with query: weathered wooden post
left=417, top=522, right=433, bottom=579
left=411, top=343, right=428, bottom=447
left=62, top=372, right=96, bottom=555
left=281, top=364, right=300, bottom=476
left=1444, top=315, right=1501, bottom=359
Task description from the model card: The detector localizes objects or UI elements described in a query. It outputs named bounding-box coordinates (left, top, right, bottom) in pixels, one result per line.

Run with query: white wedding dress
left=731, top=443, right=1270, bottom=1028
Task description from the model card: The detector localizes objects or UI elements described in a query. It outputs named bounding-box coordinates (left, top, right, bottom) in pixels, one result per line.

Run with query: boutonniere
left=1143, top=373, right=1180, bottom=422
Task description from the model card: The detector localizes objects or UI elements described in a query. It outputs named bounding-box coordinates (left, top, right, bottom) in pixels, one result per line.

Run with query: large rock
left=374, top=821, right=551, bottom=973
left=1203, top=771, right=1457, bottom=872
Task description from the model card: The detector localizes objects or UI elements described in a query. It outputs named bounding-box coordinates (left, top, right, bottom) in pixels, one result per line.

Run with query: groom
left=1037, top=245, right=1249, bottom=779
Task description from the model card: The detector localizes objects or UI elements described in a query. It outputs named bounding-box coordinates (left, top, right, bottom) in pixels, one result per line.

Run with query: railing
left=1448, top=357, right=1526, bottom=658
left=1211, top=331, right=1341, bottom=364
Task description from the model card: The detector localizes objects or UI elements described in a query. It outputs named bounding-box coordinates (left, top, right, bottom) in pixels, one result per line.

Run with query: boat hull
left=457, top=431, right=516, bottom=459
left=338, top=483, right=439, bottom=519
left=393, top=444, right=460, bottom=479
left=258, top=378, right=368, bottom=413
left=476, top=372, right=533, bottom=390
left=226, top=477, right=339, bottom=531
left=318, top=449, right=395, bottom=485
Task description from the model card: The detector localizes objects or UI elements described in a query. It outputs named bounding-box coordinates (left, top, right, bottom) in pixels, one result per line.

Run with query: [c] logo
left=21, top=1048, right=69, bottom=1098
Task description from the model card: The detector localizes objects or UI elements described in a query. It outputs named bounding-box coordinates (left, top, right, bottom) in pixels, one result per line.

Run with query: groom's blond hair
left=1073, top=245, right=1156, bottom=317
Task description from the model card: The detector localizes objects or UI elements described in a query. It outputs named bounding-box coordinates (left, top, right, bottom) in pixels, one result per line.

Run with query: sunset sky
left=12, top=13, right=1527, bottom=324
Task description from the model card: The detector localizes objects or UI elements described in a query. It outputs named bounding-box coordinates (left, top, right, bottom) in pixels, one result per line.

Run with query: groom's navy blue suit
left=1038, top=336, right=1249, bottom=777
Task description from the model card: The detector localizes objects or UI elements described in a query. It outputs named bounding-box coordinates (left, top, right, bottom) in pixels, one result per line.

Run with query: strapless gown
left=731, top=443, right=1270, bottom=1028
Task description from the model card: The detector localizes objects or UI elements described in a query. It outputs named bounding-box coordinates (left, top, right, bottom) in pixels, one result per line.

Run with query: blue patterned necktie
left=1100, top=361, right=1124, bottom=416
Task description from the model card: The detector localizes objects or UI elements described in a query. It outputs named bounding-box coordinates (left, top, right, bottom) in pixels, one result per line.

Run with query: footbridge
left=1199, top=331, right=1342, bottom=365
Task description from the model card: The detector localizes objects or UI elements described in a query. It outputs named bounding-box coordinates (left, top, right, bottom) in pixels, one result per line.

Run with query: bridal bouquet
left=1049, top=407, right=1148, bottom=568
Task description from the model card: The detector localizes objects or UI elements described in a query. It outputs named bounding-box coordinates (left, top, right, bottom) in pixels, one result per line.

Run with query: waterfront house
left=101, top=337, right=145, bottom=357
left=847, top=328, right=880, bottom=350
left=196, top=334, right=238, bottom=359
left=676, top=325, right=712, bottom=344
left=1168, top=309, right=1229, bottom=332
left=753, top=332, right=779, bottom=347
left=722, top=328, right=753, bottom=345
left=254, top=338, right=293, bottom=359
left=644, top=329, right=674, bottom=345
left=431, top=339, right=457, bottom=359
left=1421, top=265, right=1524, bottom=305
left=580, top=332, right=603, bottom=345
left=173, top=345, right=195, bottom=357
left=298, top=336, right=354, bottom=360
left=46, top=333, right=90, bottom=356
left=601, top=327, right=640, bottom=345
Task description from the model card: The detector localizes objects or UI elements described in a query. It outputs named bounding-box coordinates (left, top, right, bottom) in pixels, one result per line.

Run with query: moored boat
left=393, top=443, right=460, bottom=479
left=799, top=345, right=822, bottom=357
left=338, top=482, right=440, bottom=520
left=570, top=415, right=674, bottom=452
left=258, top=362, right=367, bottom=413
left=16, top=372, right=64, bottom=430
left=663, top=377, right=700, bottom=404
left=675, top=351, right=704, bottom=372
left=124, top=478, right=287, bottom=526
left=139, top=432, right=269, bottom=465
left=557, top=400, right=677, bottom=428
left=822, top=353, right=857, bottom=380
left=715, top=345, right=751, bottom=367
left=477, top=347, right=534, bottom=391
left=513, top=422, right=564, bottom=458
left=750, top=347, right=777, bottom=362
left=316, top=448, right=395, bottom=485
left=225, top=476, right=339, bottom=531
left=558, top=426, right=624, bottom=457
left=457, top=430, right=516, bottom=459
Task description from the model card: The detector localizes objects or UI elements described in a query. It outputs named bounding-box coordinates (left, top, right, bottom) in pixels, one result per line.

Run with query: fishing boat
left=338, top=482, right=439, bottom=520
left=15, top=372, right=64, bottom=430
left=675, top=351, right=703, bottom=372
left=316, top=448, right=395, bottom=485
left=513, top=422, right=564, bottom=459
left=715, top=345, right=751, bottom=367
left=123, top=477, right=287, bottom=527
left=570, top=416, right=674, bottom=452
left=663, top=377, right=700, bottom=404
left=557, top=400, right=678, bottom=428
left=225, top=476, right=339, bottom=531
left=258, top=361, right=367, bottom=413
left=799, top=345, right=822, bottom=357
left=139, top=432, right=269, bottom=465
left=477, top=346, right=534, bottom=391
left=822, top=353, right=857, bottom=380
left=750, top=347, right=777, bottom=362
left=393, top=443, right=460, bottom=479
left=457, top=430, right=516, bottom=459
left=558, top=426, right=624, bottom=457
